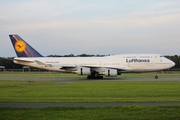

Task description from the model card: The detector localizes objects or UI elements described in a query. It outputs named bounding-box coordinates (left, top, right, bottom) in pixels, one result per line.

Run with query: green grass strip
left=0, top=106, right=180, bottom=120
left=0, top=80, right=180, bottom=102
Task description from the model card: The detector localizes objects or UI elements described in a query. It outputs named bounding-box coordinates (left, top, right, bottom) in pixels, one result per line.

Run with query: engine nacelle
left=77, top=67, right=91, bottom=75
left=104, top=69, right=117, bottom=77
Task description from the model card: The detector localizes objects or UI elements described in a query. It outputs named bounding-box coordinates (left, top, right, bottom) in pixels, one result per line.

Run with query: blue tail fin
left=9, top=35, right=43, bottom=57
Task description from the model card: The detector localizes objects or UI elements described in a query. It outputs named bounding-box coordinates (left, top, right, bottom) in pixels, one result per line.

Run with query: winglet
left=9, top=35, right=43, bottom=57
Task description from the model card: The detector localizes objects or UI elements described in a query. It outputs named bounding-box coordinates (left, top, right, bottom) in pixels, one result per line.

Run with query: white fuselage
left=14, top=54, right=175, bottom=75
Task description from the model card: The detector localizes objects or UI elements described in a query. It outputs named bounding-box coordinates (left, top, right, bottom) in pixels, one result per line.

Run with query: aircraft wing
left=77, top=65, right=131, bottom=72
left=103, top=66, right=130, bottom=71
left=60, top=65, right=77, bottom=69
left=15, top=58, right=130, bottom=72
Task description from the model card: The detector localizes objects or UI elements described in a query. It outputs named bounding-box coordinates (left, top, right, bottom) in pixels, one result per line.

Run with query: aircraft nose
left=170, top=61, right=175, bottom=67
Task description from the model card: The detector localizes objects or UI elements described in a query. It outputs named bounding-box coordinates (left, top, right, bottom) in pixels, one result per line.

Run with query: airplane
left=9, top=34, right=175, bottom=79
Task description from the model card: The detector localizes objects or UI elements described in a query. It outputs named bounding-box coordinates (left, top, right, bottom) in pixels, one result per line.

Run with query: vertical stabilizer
left=9, top=35, right=43, bottom=57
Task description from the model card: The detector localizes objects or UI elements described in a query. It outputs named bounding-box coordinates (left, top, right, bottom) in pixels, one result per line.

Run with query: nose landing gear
left=155, top=75, right=158, bottom=79
left=155, top=72, right=158, bottom=79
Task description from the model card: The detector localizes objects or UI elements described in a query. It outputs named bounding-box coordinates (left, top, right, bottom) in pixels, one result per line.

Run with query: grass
left=0, top=72, right=180, bottom=119
left=0, top=106, right=180, bottom=120
left=0, top=80, right=180, bottom=102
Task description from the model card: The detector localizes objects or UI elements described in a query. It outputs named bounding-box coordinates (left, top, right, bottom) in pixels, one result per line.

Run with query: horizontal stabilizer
left=14, top=58, right=34, bottom=63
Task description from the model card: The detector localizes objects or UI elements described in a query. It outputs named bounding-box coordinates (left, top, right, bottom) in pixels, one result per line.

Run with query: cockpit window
left=160, top=55, right=164, bottom=57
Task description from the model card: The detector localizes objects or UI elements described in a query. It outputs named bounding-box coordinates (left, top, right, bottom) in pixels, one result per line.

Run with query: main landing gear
left=87, top=72, right=104, bottom=79
left=87, top=75, right=103, bottom=79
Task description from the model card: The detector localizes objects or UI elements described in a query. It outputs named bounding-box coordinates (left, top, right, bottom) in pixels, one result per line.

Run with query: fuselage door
left=151, top=56, right=154, bottom=67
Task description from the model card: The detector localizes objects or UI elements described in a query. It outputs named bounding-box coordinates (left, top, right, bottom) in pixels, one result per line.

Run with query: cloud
left=2, top=1, right=179, bottom=28
left=51, top=1, right=110, bottom=17
left=149, top=1, right=180, bottom=9
left=1, top=0, right=180, bottom=56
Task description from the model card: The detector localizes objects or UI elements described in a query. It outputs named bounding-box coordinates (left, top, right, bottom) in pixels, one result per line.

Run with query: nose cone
left=170, top=61, right=175, bottom=68
left=167, top=59, right=175, bottom=68
left=161, top=58, right=175, bottom=70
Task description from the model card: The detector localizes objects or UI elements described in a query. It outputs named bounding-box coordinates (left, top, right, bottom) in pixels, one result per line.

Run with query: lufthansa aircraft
left=9, top=35, right=175, bottom=79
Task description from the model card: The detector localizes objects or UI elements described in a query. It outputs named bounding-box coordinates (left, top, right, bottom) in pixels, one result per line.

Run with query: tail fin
left=9, top=34, right=43, bottom=57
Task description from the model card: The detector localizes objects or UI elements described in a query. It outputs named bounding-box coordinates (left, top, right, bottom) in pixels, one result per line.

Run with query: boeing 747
left=9, top=35, right=175, bottom=79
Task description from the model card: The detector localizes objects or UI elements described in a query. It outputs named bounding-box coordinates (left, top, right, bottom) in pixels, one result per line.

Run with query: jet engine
left=77, top=67, right=91, bottom=75
left=104, top=69, right=117, bottom=77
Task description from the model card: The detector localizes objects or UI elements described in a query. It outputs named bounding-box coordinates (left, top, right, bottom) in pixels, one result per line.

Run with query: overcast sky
left=1, top=0, right=180, bottom=57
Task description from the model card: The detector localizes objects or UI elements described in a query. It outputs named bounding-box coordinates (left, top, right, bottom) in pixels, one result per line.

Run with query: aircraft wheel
left=87, top=75, right=92, bottom=79
left=96, top=76, right=103, bottom=79
left=87, top=75, right=103, bottom=79
left=155, top=75, right=158, bottom=79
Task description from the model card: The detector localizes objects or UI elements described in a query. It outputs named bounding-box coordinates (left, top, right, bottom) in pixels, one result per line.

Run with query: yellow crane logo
left=14, top=40, right=26, bottom=52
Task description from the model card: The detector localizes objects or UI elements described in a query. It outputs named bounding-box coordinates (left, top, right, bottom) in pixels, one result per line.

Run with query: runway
left=0, top=77, right=180, bottom=82
left=0, top=102, right=180, bottom=108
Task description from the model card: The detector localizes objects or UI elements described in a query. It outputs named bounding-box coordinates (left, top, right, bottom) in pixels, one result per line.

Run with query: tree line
left=0, top=54, right=180, bottom=70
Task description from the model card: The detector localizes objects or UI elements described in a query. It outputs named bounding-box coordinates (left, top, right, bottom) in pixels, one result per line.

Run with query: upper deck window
left=140, top=56, right=150, bottom=58
left=160, top=55, right=164, bottom=57
left=126, top=56, right=136, bottom=58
